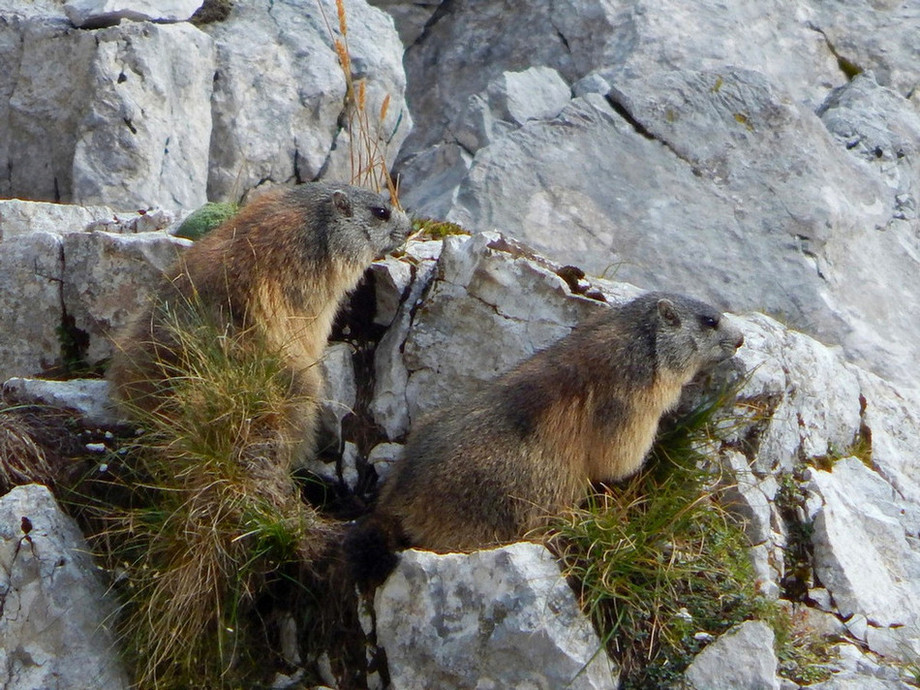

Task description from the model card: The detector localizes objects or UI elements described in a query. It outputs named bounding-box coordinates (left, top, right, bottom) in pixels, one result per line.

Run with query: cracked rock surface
left=0, top=484, right=128, bottom=690
left=391, top=0, right=920, bottom=392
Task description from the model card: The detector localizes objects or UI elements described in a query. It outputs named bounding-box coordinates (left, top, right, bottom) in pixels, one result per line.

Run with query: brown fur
left=363, top=292, right=744, bottom=556
left=108, top=182, right=409, bottom=463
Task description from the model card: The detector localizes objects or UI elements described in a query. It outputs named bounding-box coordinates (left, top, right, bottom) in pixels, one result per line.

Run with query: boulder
left=366, top=0, right=439, bottom=46
left=200, top=0, right=411, bottom=202
left=398, top=0, right=840, bottom=158
left=731, top=312, right=862, bottom=474
left=684, top=620, right=780, bottom=690
left=0, top=199, right=117, bottom=239
left=1, top=19, right=214, bottom=210
left=378, top=232, right=630, bottom=430
left=391, top=1, right=920, bottom=393
left=375, top=542, right=617, bottom=689
left=806, top=457, right=920, bottom=633
left=317, top=341, right=358, bottom=452
left=0, top=484, right=128, bottom=690
left=0, top=200, right=189, bottom=380
left=806, top=0, right=920, bottom=97
left=0, top=232, right=64, bottom=382
left=2, top=378, right=122, bottom=429
left=70, top=22, right=214, bottom=210
left=62, top=230, right=190, bottom=365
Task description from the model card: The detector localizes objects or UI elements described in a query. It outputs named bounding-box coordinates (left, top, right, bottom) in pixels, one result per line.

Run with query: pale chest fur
left=588, top=370, right=690, bottom=481
left=249, top=259, right=365, bottom=380
left=536, top=370, right=689, bottom=488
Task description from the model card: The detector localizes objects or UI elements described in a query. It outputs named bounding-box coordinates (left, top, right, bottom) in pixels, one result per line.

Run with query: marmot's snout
left=718, top=322, right=744, bottom=360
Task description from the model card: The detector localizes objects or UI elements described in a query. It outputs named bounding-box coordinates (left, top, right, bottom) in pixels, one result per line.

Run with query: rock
left=853, top=361, right=920, bottom=538
left=732, top=312, right=862, bottom=474
left=818, top=72, right=920, bottom=231
left=399, top=0, right=839, bottom=159
left=0, top=200, right=188, bottom=380
left=2, top=378, right=122, bottom=428
left=71, top=22, right=214, bottom=210
left=370, top=242, right=441, bottom=439
left=367, top=441, right=404, bottom=484
left=0, top=0, right=69, bottom=19
left=2, top=19, right=214, bottom=210
left=390, top=1, right=920, bottom=391
left=395, top=232, right=616, bottom=427
left=318, top=342, right=357, bottom=451
left=806, top=0, right=920, bottom=97
left=374, top=542, right=617, bottom=689
left=0, top=232, right=64, bottom=382
left=0, top=199, right=117, bottom=239
left=721, top=450, right=772, bottom=545
left=683, top=620, right=780, bottom=690
left=806, top=457, right=920, bottom=632
left=64, top=0, right=204, bottom=28
left=366, top=0, right=439, bottom=46
left=0, top=484, right=129, bottom=690
left=453, top=66, right=571, bottom=151
left=369, top=257, right=414, bottom=327
left=201, top=0, right=410, bottom=202
left=62, top=230, right=190, bottom=365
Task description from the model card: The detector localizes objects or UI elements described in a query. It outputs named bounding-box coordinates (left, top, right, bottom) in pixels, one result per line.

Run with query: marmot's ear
left=332, top=190, right=353, bottom=217
left=657, top=298, right=681, bottom=328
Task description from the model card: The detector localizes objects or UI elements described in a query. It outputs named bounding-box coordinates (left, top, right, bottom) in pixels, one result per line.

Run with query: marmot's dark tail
left=344, top=513, right=407, bottom=591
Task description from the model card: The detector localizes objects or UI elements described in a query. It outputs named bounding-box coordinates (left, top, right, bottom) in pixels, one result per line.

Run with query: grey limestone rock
left=374, top=542, right=617, bottom=689
left=0, top=484, right=129, bottom=690
left=62, top=230, right=190, bottom=364
left=731, top=311, right=863, bottom=474
left=201, top=0, right=410, bottom=203
left=317, top=341, right=358, bottom=452
left=2, top=378, right=122, bottom=429
left=70, top=22, right=214, bottom=210
left=63, top=0, right=204, bottom=28
left=0, top=231, right=65, bottom=382
left=806, top=457, right=920, bottom=633
left=366, top=0, right=440, bottom=46
left=1, top=18, right=214, bottom=210
left=684, top=620, right=780, bottom=690
left=0, top=199, right=190, bottom=380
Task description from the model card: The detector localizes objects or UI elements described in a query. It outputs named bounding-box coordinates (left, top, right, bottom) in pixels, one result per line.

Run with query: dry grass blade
left=317, top=0, right=403, bottom=203
left=0, top=407, right=58, bottom=492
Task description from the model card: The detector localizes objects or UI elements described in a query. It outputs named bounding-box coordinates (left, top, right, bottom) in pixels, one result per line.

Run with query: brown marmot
left=349, top=292, right=743, bottom=574
left=108, top=182, right=410, bottom=461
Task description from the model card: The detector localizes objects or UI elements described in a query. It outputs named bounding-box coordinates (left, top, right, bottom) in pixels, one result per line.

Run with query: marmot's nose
left=734, top=333, right=744, bottom=349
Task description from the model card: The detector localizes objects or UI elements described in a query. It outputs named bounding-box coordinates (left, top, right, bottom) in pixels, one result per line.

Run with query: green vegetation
left=549, top=385, right=777, bottom=687
left=174, top=202, right=239, bottom=240
left=88, top=297, right=337, bottom=689
left=55, top=311, right=94, bottom=378
left=411, top=217, right=470, bottom=240
left=771, top=606, right=835, bottom=685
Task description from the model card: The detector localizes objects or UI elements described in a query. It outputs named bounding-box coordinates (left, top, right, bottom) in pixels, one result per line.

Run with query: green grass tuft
left=93, top=295, right=338, bottom=689
left=549, top=383, right=777, bottom=687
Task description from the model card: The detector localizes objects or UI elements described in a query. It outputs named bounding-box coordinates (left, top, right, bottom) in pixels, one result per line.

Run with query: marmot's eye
left=370, top=206, right=391, bottom=221
left=701, top=314, right=720, bottom=329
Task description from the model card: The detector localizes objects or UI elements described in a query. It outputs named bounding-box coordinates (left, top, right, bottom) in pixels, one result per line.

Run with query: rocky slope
left=1, top=0, right=919, bottom=688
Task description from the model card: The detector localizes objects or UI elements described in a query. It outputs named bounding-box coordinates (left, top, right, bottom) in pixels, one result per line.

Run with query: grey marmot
left=348, top=292, right=743, bottom=576
left=108, top=182, right=410, bottom=462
